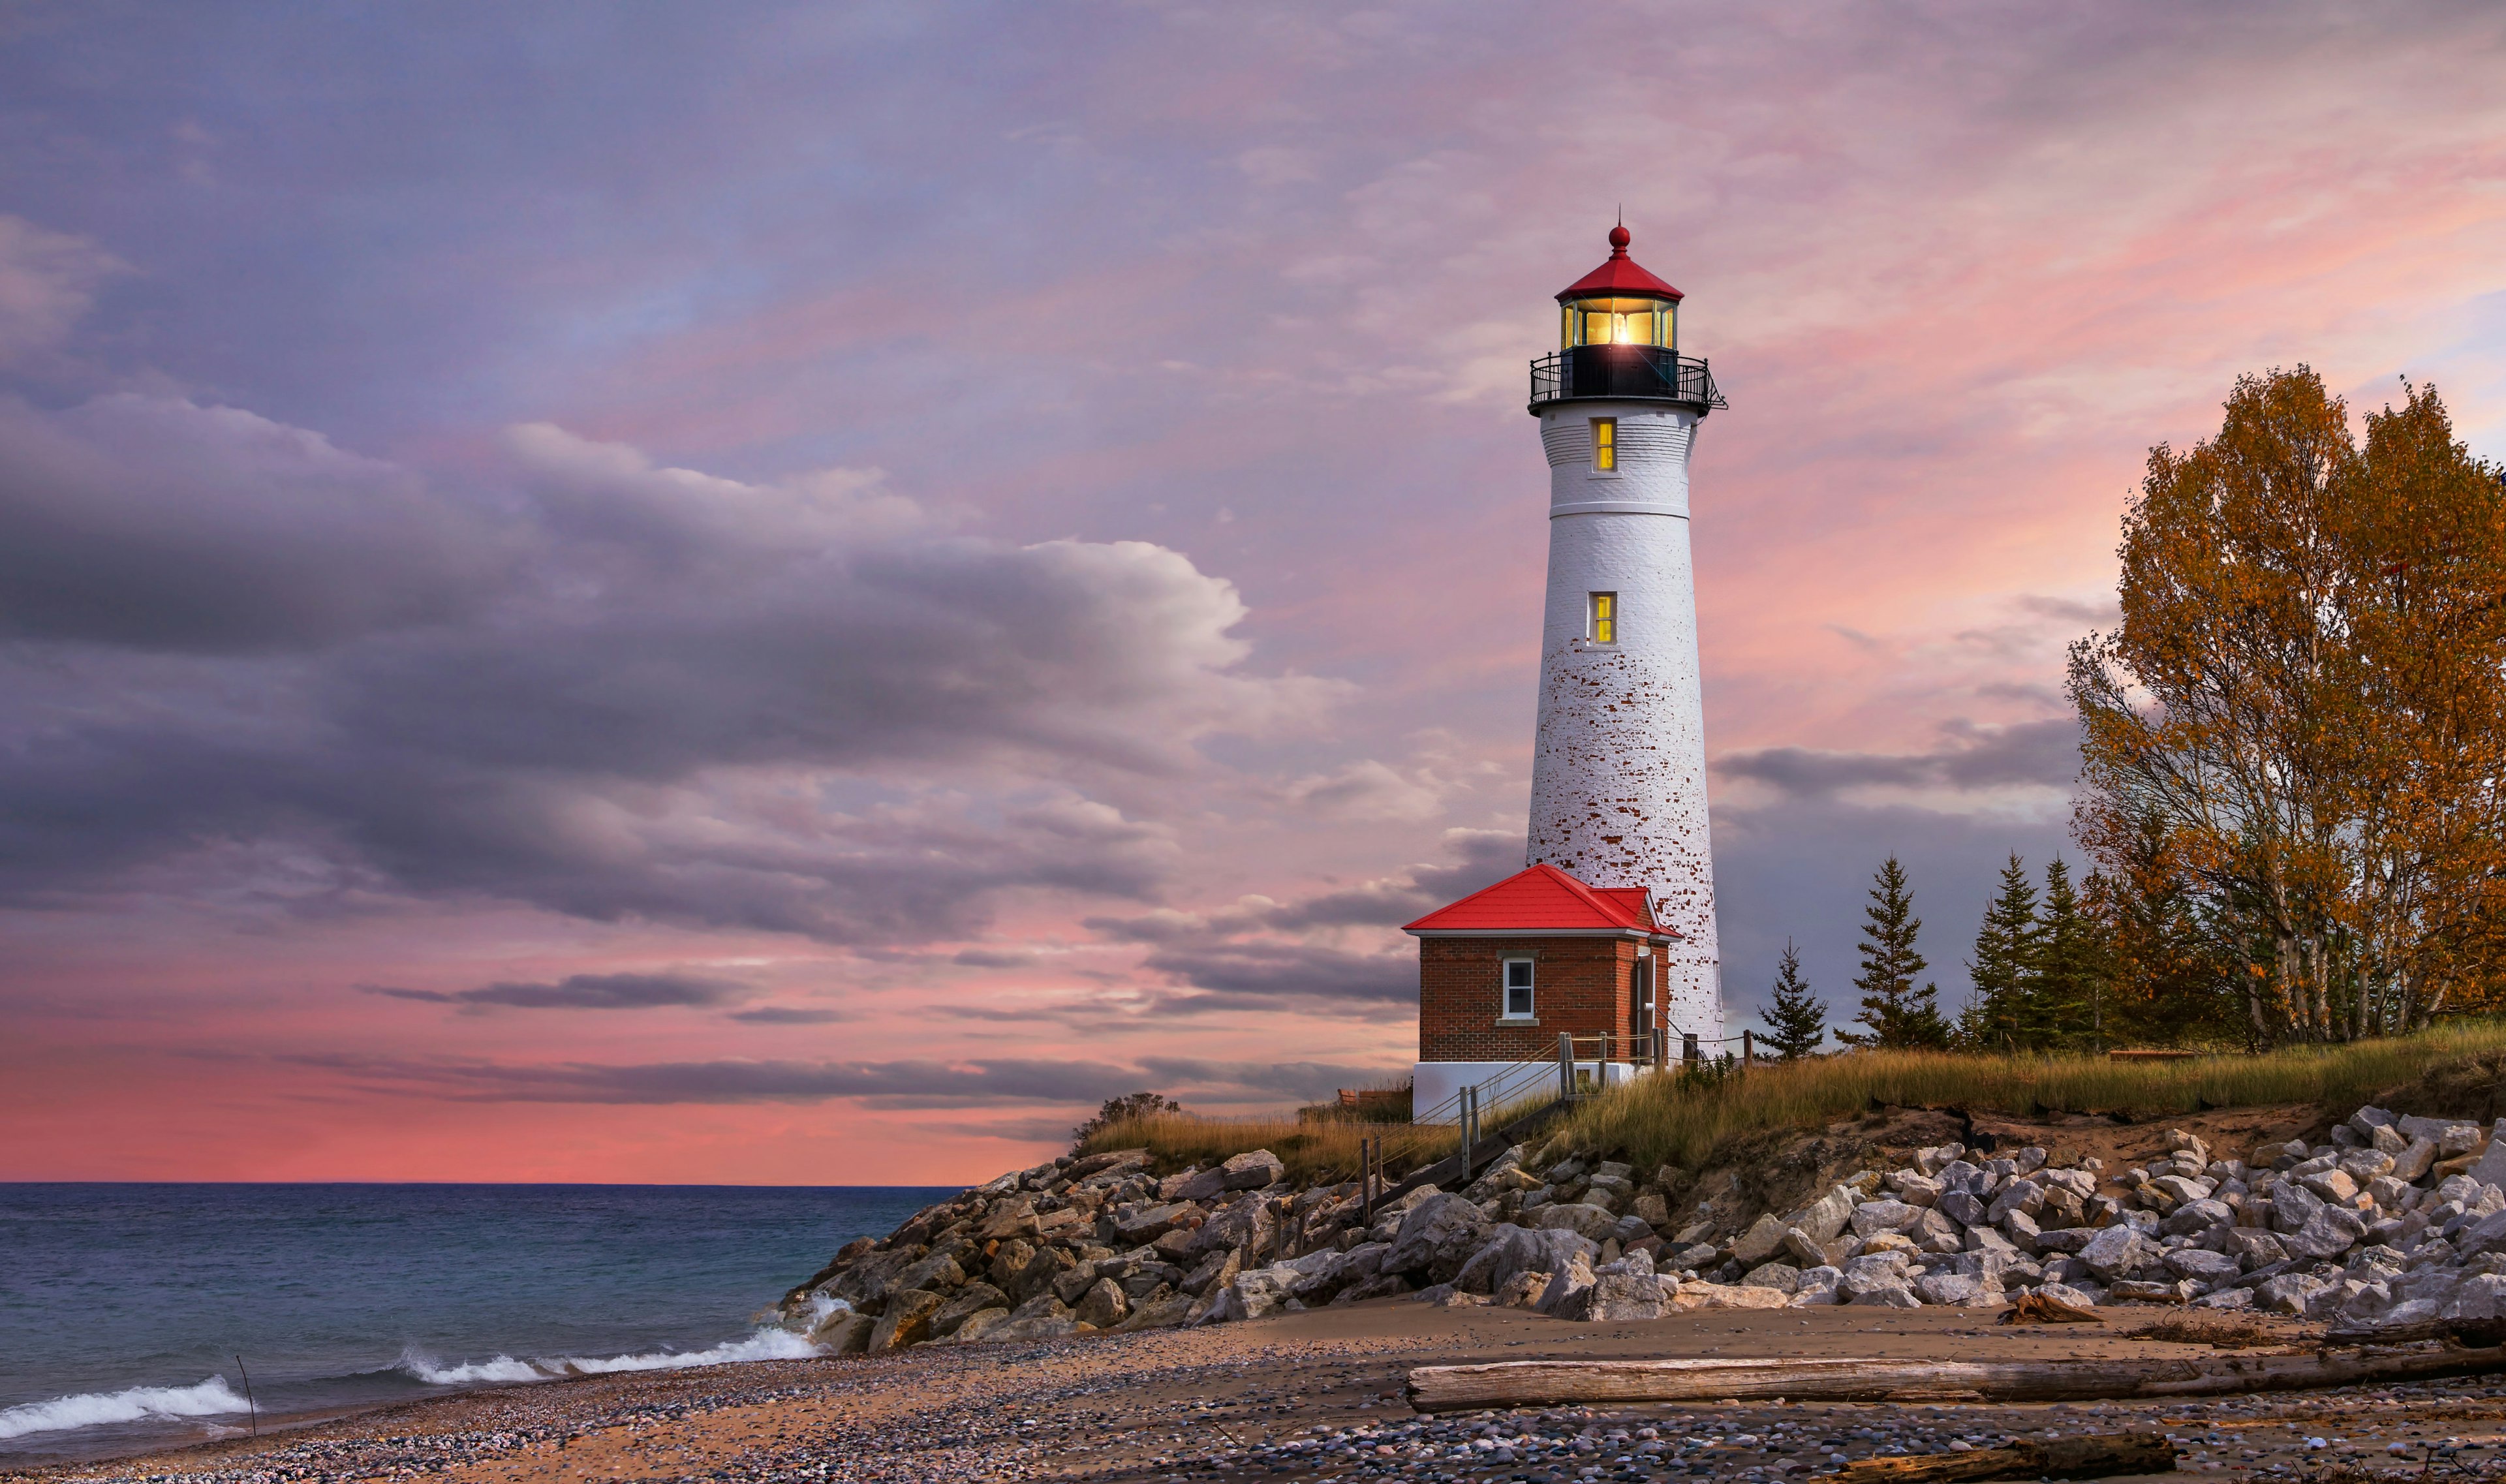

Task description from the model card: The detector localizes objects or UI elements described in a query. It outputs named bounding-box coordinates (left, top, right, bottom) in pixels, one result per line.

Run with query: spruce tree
left=1837, top=856, right=1953, bottom=1049
left=1960, top=853, right=2043, bottom=1051
left=2035, top=856, right=2105, bottom=1049
left=1760, top=939, right=1829, bottom=1059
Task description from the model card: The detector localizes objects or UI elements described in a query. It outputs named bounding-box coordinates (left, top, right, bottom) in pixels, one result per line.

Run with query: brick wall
left=1417, top=935, right=1637, bottom=1061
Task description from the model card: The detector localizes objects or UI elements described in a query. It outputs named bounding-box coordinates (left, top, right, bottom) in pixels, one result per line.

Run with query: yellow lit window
left=1561, top=305, right=1574, bottom=348
left=1585, top=311, right=1613, bottom=345
left=1625, top=313, right=1654, bottom=345
left=1590, top=592, right=1617, bottom=643
left=1592, top=417, right=1615, bottom=471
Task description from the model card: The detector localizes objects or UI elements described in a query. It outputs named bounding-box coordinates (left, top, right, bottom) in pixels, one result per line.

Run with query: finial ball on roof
left=1608, top=224, right=1632, bottom=251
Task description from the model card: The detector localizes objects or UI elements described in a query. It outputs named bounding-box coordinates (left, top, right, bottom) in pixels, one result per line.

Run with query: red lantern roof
left=1403, top=863, right=1680, bottom=937
left=1555, top=224, right=1683, bottom=303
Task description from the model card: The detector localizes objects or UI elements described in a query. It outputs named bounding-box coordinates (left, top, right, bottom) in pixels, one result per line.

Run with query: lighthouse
left=1526, top=223, right=1726, bottom=1042
left=1403, top=225, right=1725, bottom=1120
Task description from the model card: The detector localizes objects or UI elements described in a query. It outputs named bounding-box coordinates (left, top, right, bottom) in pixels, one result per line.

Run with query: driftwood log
left=1835, top=1432, right=2176, bottom=1484
left=1406, top=1344, right=2506, bottom=1411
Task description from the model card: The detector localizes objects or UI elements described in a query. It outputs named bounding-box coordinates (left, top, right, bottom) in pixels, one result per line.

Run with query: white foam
left=561, top=1326, right=823, bottom=1374
left=395, top=1326, right=822, bottom=1387
left=0, top=1377, right=250, bottom=1442
left=395, top=1350, right=548, bottom=1385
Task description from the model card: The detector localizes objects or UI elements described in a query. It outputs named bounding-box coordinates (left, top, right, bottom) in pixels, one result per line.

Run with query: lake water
left=0, top=1183, right=959, bottom=1465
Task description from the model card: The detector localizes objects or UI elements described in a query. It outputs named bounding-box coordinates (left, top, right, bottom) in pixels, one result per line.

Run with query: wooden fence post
left=1743, top=1030, right=1754, bottom=1070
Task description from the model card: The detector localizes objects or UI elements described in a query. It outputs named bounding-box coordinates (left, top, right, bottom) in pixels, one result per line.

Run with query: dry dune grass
left=1545, top=1019, right=2506, bottom=1171
left=1083, top=1021, right=2506, bottom=1183
left=1081, top=1112, right=1461, bottom=1186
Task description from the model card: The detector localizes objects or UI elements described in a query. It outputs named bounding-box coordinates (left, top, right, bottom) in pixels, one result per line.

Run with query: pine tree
left=2035, top=856, right=2105, bottom=1049
left=1960, top=852, right=2043, bottom=1050
left=1760, top=940, right=1829, bottom=1059
left=1836, top=856, right=1953, bottom=1049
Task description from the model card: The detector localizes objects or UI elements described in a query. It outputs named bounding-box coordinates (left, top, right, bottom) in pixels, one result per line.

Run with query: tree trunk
left=1404, top=1344, right=2506, bottom=1411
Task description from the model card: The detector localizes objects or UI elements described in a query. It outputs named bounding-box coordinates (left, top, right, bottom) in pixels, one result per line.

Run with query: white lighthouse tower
left=1524, top=223, right=1726, bottom=1044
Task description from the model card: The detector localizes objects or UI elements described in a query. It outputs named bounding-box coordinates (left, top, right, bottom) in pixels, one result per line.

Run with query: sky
left=3, top=1, right=2503, bottom=1184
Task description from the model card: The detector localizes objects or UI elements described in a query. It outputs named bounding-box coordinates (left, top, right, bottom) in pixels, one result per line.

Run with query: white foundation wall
left=1526, top=400, right=1723, bottom=1042
left=1412, top=1060, right=1650, bottom=1125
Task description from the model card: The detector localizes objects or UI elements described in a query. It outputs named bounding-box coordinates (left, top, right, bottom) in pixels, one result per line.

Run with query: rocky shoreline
left=784, top=1101, right=2506, bottom=1354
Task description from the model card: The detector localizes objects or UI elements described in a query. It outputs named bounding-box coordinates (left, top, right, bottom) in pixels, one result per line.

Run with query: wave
left=396, top=1325, right=822, bottom=1387
left=0, top=1378, right=250, bottom=1442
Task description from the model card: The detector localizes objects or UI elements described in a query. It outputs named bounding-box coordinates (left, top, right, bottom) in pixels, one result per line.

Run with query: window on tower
left=1591, top=417, right=1615, bottom=471
left=1501, top=958, right=1535, bottom=1020
left=1589, top=591, right=1617, bottom=644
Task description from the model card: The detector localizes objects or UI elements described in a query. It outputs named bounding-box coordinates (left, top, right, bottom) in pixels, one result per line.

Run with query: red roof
left=1556, top=224, right=1684, bottom=303
left=1403, top=863, right=1680, bottom=936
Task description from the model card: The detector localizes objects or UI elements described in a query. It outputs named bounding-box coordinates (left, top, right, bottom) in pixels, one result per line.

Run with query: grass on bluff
left=1079, top=1021, right=2506, bottom=1183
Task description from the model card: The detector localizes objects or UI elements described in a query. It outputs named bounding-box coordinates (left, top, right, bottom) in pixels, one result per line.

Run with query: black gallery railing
left=1530, top=345, right=1727, bottom=409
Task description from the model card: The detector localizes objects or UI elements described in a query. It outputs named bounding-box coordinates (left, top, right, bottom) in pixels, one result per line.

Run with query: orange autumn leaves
left=2070, top=369, right=2506, bottom=1044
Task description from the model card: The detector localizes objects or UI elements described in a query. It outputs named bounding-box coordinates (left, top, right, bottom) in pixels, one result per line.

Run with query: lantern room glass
left=1559, top=297, right=1675, bottom=352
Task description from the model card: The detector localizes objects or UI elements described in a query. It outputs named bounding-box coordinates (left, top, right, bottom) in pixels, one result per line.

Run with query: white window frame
left=1587, top=591, right=1619, bottom=645
left=1590, top=416, right=1617, bottom=473
left=1500, top=956, right=1536, bottom=1022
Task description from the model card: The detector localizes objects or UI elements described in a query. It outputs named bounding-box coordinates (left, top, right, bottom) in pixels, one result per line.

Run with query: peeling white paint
left=1526, top=401, right=1722, bottom=1039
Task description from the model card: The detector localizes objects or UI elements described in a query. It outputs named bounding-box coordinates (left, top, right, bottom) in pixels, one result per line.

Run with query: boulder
left=867, top=1289, right=947, bottom=1352
left=1181, top=1246, right=1241, bottom=1297
left=1494, top=1270, right=1549, bottom=1308
left=1564, top=1273, right=1676, bottom=1321
left=1067, top=1148, right=1151, bottom=1180
left=2032, top=1282, right=2099, bottom=1310
left=1742, top=1261, right=1804, bottom=1294
left=1113, top=1202, right=1199, bottom=1246
left=976, top=1199, right=1042, bottom=1242
left=1938, top=1190, right=1988, bottom=1229
left=1783, top=1186, right=1859, bottom=1245
left=1075, top=1276, right=1130, bottom=1329
left=1850, top=1200, right=1926, bottom=1238
left=1331, top=1273, right=1414, bottom=1305
left=986, top=1238, right=1035, bottom=1290
left=1115, top=1293, right=1196, bottom=1332
left=1914, top=1272, right=1994, bottom=1306
left=1674, top=1283, right=1791, bottom=1310
left=2469, top=1121, right=2506, bottom=1188
left=895, top=1251, right=965, bottom=1295
left=826, top=1246, right=929, bottom=1308
left=2160, top=1199, right=2234, bottom=1238
left=2162, top=1248, right=2242, bottom=1284
left=929, top=1284, right=1008, bottom=1337
left=2443, top=1273, right=2506, bottom=1322
left=2255, top=1272, right=2334, bottom=1317
left=1453, top=1225, right=1597, bottom=1297
left=2079, top=1225, right=2145, bottom=1283
left=1385, top=1193, right=1495, bottom=1282
left=1732, top=1213, right=1790, bottom=1267
left=2000, top=1209, right=2042, bottom=1254
left=2454, top=1209, right=2506, bottom=1260
left=946, top=1308, right=1011, bottom=1342
left=1193, top=1192, right=1276, bottom=1257
left=1534, top=1202, right=1622, bottom=1243
left=2281, top=1206, right=2368, bottom=1261
left=1221, top=1149, right=1286, bottom=1190
left=1534, top=1253, right=1598, bottom=1317
left=2269, top=1183, right=2326, bottom=1233
left=1213, top=1267, right=1295, bottom=1323
left=809, top=1308, right=873, bottom=1353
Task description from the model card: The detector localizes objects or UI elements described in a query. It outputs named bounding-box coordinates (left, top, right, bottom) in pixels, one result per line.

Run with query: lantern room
left=1556, top=224, right=1681, bottom=351
left=1528, top=223, right=1724, bottom=414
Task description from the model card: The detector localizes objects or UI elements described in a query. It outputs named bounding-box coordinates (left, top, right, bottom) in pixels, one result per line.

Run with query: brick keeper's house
left=1402, top=863, right=1684, bottom=1122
